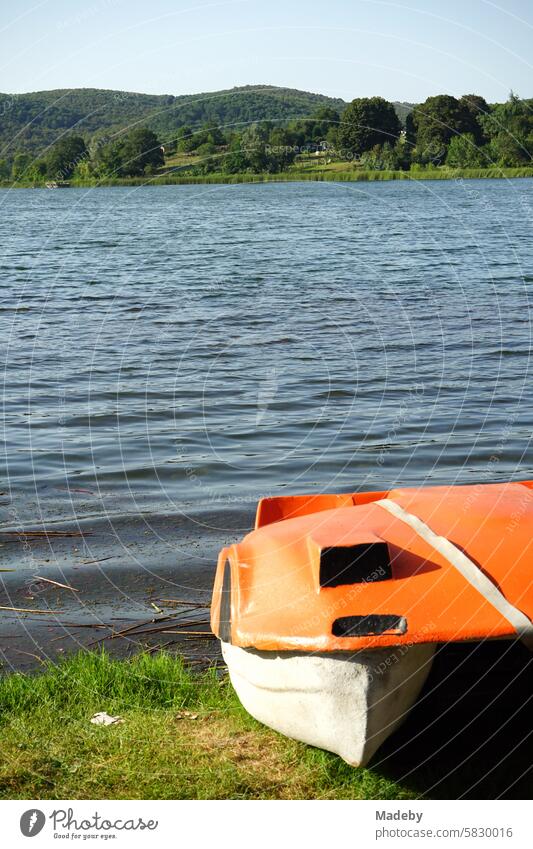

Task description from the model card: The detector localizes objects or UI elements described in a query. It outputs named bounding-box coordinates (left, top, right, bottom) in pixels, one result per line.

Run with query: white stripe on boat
left=376, top=498, right=533, bottom=650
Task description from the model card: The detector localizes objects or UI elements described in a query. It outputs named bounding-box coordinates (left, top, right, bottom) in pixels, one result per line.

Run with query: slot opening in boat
left=332, top=615, right=407, bottom=637
left=319, top=542, right=392, bottom=587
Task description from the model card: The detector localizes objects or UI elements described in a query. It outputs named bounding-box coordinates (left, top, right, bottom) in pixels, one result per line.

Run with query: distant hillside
left=0, top=85, right=413, bottom=157
left=392, top=101, right=414, bottom=124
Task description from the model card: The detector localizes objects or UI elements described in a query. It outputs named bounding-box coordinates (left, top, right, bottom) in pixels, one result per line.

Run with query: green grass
left=0, top=651, right=413, bottom=800
left=79, top=165, right=533, bottom=186
left=3, top=165, right=533, bottom=189
left=0, top=647, right=530, bottom=799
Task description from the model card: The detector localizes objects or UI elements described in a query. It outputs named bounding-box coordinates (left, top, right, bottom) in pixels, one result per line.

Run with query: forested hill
left=0, top=85, right=415, bottom=157
left=0, top=85, right=350, bottom=156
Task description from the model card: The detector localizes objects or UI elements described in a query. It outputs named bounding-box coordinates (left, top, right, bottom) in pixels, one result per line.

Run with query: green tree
left=360, top=142, right=401, bottom=170
left=95, top=128, right=164, bottom=177
left=489, top=131, right=533, bottom=166
left=311, top=107, right=340, bottom=141
left=459, top=94, right=489, bottom=145
left=26, top=160, right=48, bottom=182
left=11, top=152, right=31, bottom=180
left=404, top=110, right=416, bottom=147
left=292, top=107, right=340, bottom=146
left=411, top=138, right=446, bottom=167
left=46, top=135, right=88, bottom=180
left=445, top=133, right=487, bottom=168
left=177, top=123, right=225, bottom=152
left=93, top=138, right=126, bottom=177
left=203, top=123, right=225, bottom=146
left=411, top=95, right=474, bottom=164
left=192, top=141, right=219, bottom=173
left=219, top=124, right=295, bottom=174
left=479, top=93, right=533, bottom=166
left=222, top=136, right=248, bottom=173
left=240, top=124, right=269, bottom=172
left=0, top=158, right=10, bottom=180
left=326, top=124, right=340, bottom=149
left=72, top=158, right=94, bottom=182
left=267, top=127, right=297, bottom=170
left=118, top=127, right=164, bottom=176
left=338, top=97, right=401, bottom=156
left=176, top=125, right=196, bottom=152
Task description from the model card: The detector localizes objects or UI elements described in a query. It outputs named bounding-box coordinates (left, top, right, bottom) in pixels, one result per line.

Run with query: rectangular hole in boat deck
left=332, top=615, right=407, bottom=637
left=320, top=542, right=392, bottom=587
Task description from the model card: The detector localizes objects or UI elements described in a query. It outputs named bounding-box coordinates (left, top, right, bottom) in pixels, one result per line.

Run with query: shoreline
left=1, top=640, right=530, bottom=799
left=3, top=165, right=533, bottom=189
left=0, top=508, right=253, bottom=673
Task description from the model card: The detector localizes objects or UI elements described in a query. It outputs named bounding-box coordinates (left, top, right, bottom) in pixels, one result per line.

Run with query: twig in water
left=79, top=556, right=115, bottom=565
left=0, top=530, right=89, bottom=538
left=155, top=599, right=209, bottom=608
left=58, top=487, right=96, bottom=495
left=160, top=630, right=215, bottom=637
left=52, top=622, right=108, bottom=629
left=32, top=575, right=79, bottom=592
left=143, top=643, right=165, bottom=655
left=85, top=614, right=178, bottom=647
left=0, top=605, right=64, bottom=615
left=130, top=620, right=210, bottom=636
left=12, top=649, right=46, bottom=665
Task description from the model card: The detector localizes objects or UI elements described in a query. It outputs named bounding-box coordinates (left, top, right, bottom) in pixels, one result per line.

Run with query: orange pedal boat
left=211, top=481, right=533, bottom=765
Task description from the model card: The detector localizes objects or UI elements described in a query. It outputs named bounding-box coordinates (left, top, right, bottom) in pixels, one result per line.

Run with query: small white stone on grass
left=90, top=711, right=125, bottom=726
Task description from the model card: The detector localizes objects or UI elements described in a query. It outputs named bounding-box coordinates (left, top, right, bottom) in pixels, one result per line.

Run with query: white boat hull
left=222, top=641, right=436, bottom=766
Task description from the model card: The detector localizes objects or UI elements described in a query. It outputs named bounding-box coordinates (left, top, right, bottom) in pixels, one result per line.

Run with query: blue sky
left=1, top=0, right=532, bottom=101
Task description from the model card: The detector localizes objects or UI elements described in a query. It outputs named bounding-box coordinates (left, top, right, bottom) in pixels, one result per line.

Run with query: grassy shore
left=0, top=650, right=413, bottom=800
left=3, top=165, right=533, bottom=189
left=0, top=647, right=531, bottom=799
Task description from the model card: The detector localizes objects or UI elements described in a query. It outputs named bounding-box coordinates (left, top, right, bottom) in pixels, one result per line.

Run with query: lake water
left=1, top=179, right=533, bottom=528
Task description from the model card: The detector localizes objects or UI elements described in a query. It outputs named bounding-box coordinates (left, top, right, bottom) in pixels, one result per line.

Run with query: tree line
left=1, top=91, right=531, bottom=183
left=0, top=86, right=346, bottom=158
